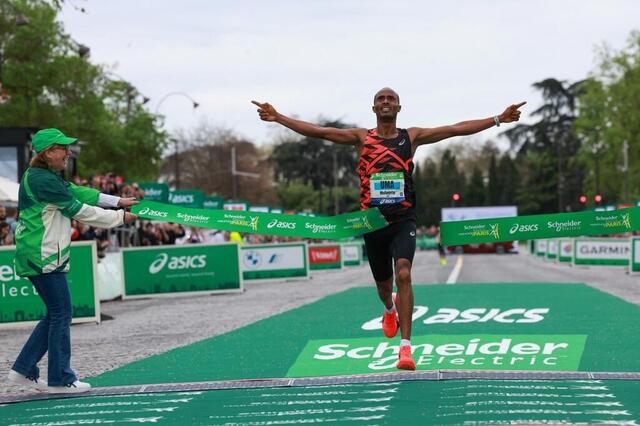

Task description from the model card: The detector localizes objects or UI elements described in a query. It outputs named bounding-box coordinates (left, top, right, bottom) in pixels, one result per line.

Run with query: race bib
left=370, top=172, right=405, bottom=205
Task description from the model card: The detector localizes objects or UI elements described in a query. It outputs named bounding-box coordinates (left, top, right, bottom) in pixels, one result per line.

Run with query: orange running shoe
left=397, top=345, right=416, bottom=370
left=381, top=293, right=398, bottom=338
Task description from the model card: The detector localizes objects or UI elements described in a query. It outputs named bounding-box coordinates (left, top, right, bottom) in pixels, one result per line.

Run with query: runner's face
left=372, top=89, right=401, bottom=120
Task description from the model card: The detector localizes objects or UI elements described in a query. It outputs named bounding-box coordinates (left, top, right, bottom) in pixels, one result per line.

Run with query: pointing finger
left=514, top=101, right=527, bottom=109
left=251, top=100, right=263, bottom=108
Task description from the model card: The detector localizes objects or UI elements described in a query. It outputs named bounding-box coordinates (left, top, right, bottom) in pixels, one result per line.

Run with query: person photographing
left=8, top=128, right=137, bottom=394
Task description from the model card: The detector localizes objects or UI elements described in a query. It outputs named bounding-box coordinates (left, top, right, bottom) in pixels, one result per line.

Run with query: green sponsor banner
left=169, top=189, right=204, bottom=208
left=132, top=200, right=388, bottom=240
left=631, top=236, right=640, bottom=273
left=121, top=243, right=241, bottom=298
left=287, top=334, right=587, bottom=376
left=138, top=182, right=169, bottom=203
left=573, top=237, right=630, bottom=266
left=441, top=207, right=640, bottom=246
left=0, top=242, right=99, bottom=326
left=241, top=243, right=308, bottom=280
left=223, top=200, right=249, bottom=211
left=203, top=195, right=224, bottom=209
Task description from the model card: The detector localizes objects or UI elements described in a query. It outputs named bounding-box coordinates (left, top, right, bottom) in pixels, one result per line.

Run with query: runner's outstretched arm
left=408, top=101, right=526, bottom=148
left=252, top=100, right=366, bottom=145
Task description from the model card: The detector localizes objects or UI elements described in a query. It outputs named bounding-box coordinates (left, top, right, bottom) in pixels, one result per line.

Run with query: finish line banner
left=132, top=201, right=388, bottom=239
left=441, top=207, right=640, bottom=246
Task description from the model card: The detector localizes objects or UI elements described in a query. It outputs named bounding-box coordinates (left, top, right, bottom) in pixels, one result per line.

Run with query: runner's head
left=372, top=87, right=401, bottom=122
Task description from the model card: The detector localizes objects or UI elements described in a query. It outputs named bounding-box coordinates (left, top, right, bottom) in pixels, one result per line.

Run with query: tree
left=465, top=166, right=485, bottom=207
left=575, top=31, right=640, bottom=204
left=0, top=0, right=166, bottom=180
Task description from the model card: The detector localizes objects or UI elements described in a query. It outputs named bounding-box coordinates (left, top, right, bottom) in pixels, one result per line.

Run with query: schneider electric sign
left=287, top=301, right=587, bottom=376
left=121, top=243, right=242, bottom=298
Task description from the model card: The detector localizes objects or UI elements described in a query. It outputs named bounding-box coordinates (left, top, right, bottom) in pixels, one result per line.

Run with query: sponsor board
left=203, top=196, right=224, bottom=210
left=169, top=189, right=204, bottom=208
left=137, top=182, right=169, bottom=203
left=631, top=237, right=640, bottom=273
left=241, top=243, right=309, bottom=280
left=558, top=238, right=573, bottom=263
left=546, top=239, right=558, bottom=260
left=573, top=238, right=630, bottom=266
left=535, top=239, right=547, bottom=257
left=121, top=243, right=242, bottom=299
left=308, top=244, right=342, bottom=270
left=341, top=243, right=361, bottom=267
left=287, top=334, right=587, bottom=376
left=0, top=242, right=100, bottom=328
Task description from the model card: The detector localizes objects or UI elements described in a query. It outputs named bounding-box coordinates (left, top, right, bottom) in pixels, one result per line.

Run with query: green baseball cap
left=31, top=128, right=78, bottom=153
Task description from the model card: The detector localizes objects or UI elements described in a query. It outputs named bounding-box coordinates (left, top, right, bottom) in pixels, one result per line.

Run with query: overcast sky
left=60, top=0, right=640, bottom=162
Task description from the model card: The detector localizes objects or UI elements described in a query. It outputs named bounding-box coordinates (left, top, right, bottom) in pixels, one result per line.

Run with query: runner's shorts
left=363, top=219, right=416, bottom=282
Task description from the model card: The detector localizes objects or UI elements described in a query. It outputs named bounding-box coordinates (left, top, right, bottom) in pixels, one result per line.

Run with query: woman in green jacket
left=8, top=129, right=137, bottom=394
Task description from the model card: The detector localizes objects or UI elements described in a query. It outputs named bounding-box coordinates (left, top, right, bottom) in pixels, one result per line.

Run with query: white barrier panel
left=546, top=239, right=558, bottom=261
left=535, top=240, right=547, bottom=257
left=341, top=243, right=362, bottom=267
left=241, top=242, right=309, bottom=281
left=631, top=237, right=640, bottom=274
left=573, top=238, right=630, bottom=266
left=558, top=239, right=573, bottom=263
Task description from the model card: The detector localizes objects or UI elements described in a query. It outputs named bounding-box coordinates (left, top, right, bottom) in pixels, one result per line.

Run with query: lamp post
left=155, top=92, right=199, bottom=190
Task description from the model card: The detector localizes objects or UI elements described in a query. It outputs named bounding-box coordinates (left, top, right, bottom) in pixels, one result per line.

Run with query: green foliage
left=575, top=31, right=640, bottom=204
left=0, top=0, right=166, bottom=180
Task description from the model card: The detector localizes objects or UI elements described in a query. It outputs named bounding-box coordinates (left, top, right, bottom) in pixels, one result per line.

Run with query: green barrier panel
left=441, top=207, right=640, bottom=246
left=308, top=243, right=342, bottom=270
left=89, top=283, right=640, bottom=387
left=573, top=238, right=630, bottom=266
left=341, top=243, right=362, bottom=267
left=121, top=243, right=242, bottom=299
left=137, top=182, right=169, bottom=203
left=1, top=380, right=639, bottom=424
left=132, top=200, right=388, bottom=240
left=241, top=243, right=308, bottom=280
left=632, top=237, right=640, bottom=273
left=0, top=241, right=99, bottom=327
left=168, top=189, right=204, bottom=208
left=417, top=235, right=437, bottom=250
left=202, top=195, right=224, bottom=209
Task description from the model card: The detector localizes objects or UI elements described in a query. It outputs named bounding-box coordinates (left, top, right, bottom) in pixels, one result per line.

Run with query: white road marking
left=446, top=255, right=464, bottom=284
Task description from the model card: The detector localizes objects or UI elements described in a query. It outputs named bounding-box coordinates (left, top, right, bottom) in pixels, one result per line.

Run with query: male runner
left=252, top=89, right=524, bottom=369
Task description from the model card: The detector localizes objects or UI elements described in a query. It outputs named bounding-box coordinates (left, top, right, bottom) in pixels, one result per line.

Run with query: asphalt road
left=1, top=248, right=638, bottom=397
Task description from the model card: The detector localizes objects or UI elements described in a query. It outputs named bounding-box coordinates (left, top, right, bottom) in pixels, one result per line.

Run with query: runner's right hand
left=251, top=100, right=278, bottom=121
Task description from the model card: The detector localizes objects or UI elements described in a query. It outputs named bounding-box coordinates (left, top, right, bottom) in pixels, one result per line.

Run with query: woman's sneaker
left=48, top=380, right=91, bottom=394
left=7, top=370, right=48, bottom=391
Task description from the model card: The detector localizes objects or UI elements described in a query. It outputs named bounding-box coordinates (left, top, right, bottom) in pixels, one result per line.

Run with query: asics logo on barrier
left=149, top=253, right=206, bottom=274
left=509, top=223, right=539, bottom=234
left=267, top=219, right=296, bottom=230
left=138, top=207, right=169, bottom=218
left=170, top=195, right=194, bottom=204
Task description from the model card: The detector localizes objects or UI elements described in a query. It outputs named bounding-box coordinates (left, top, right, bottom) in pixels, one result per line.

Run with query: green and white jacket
left=14, top=166, right=124, bottom=277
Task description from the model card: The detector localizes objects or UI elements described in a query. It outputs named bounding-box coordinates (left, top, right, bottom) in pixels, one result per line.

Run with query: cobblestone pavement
left=1, top=250, right=638, bottom=397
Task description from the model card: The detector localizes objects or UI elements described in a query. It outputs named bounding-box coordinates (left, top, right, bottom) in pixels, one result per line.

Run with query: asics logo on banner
left=149, top=253, right=206, bottom=274
left=138, top=207, right=169, bottom=218
left=267, top=219, right=296, bottom=230
left=509, top=223, right=539, bottom=234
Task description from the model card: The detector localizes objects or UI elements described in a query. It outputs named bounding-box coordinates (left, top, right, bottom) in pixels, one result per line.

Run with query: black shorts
left=363, top=219, right=416, bottom=282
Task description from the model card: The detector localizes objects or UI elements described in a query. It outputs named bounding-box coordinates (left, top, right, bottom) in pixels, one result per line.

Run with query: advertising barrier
left=546, top=239, right=558, bottom=261
left=341, top=243, right=361, bottom=267
left=631, top=237, right=640, bottom=274
left=535, top=239, right=547, bottom=257
left=241, top=243, right=309, bottom=281
left=558, top=238, right=573, bottom=263
left=308, top=244, right=342, bottom=271
left=0, top=241, right=100, bottom=328
left=573, top=238, right=630, bottom=266
left=121, top=243, right=242, bottom=299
